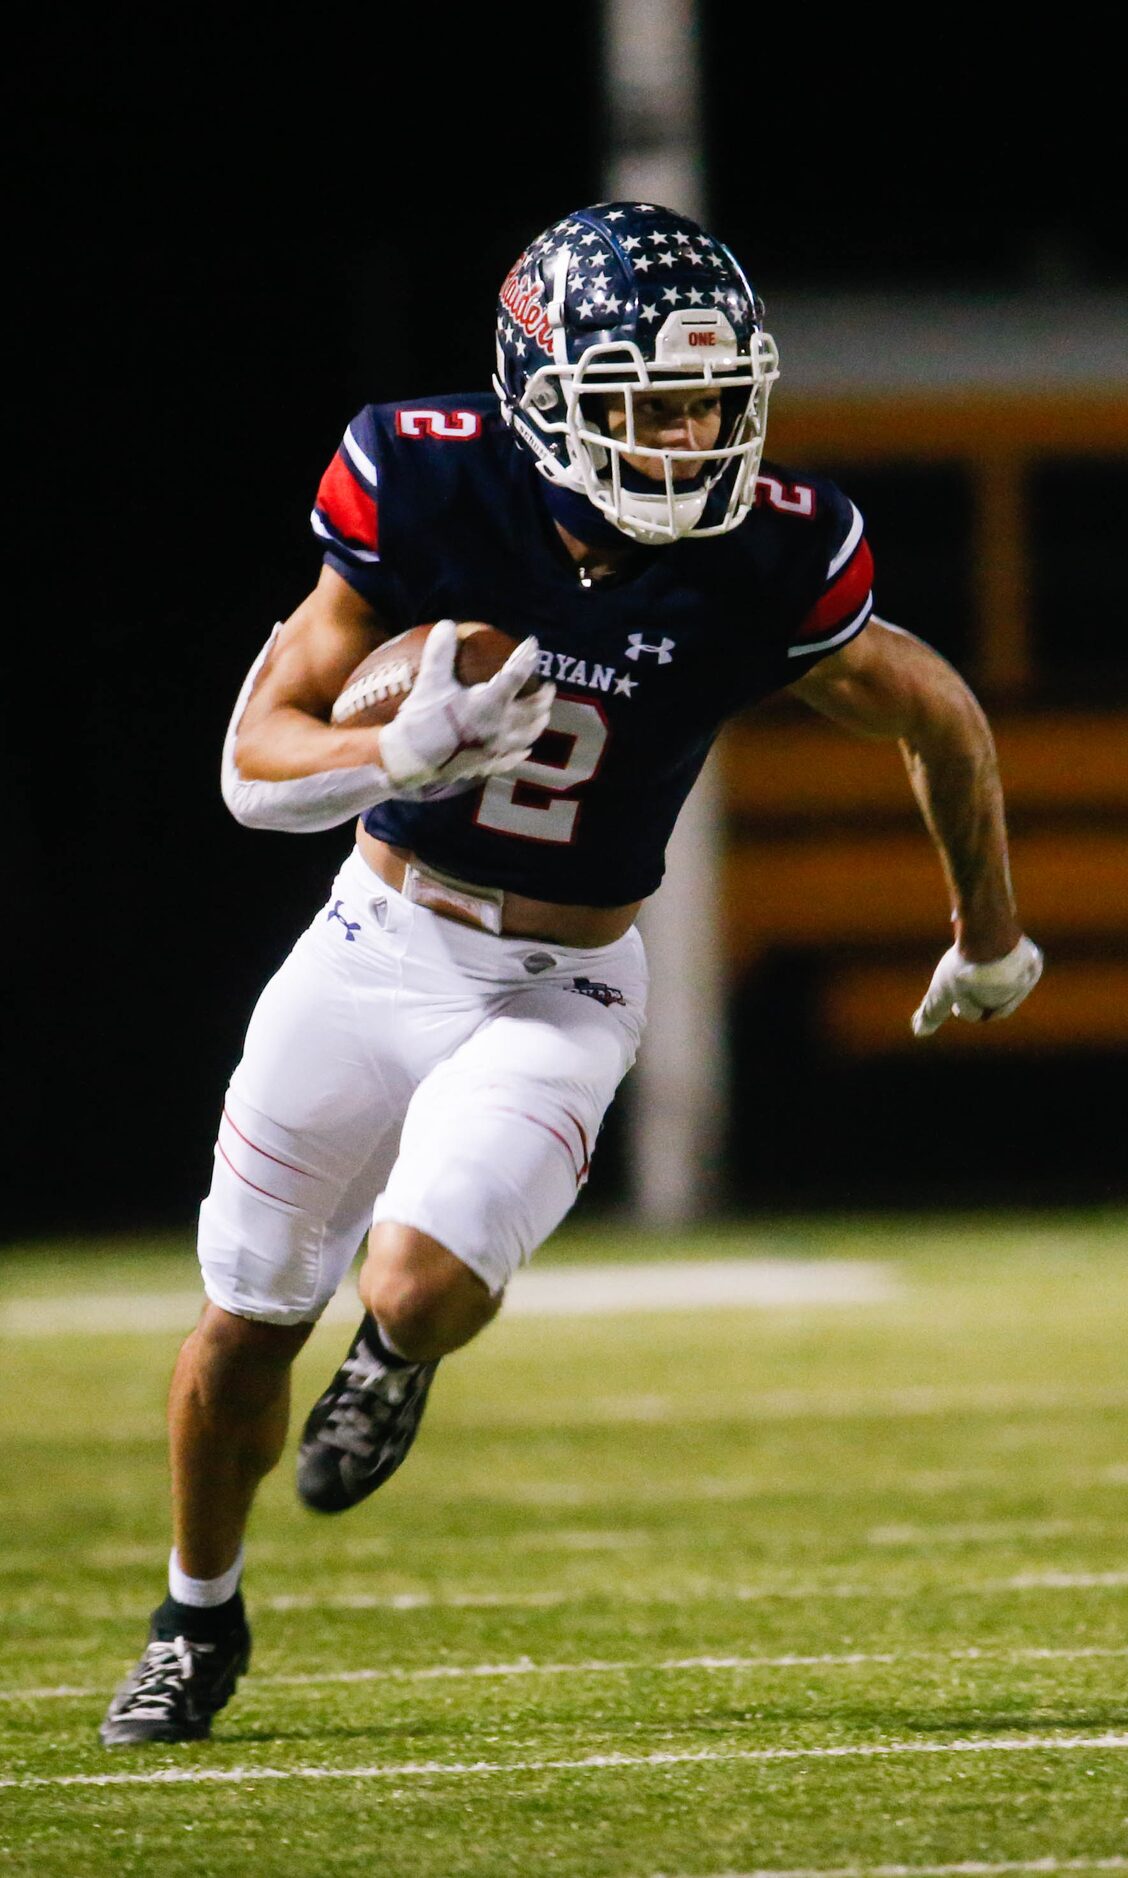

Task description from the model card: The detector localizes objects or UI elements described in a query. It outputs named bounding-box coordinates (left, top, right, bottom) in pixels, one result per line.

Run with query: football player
left=100, top=202, right=1043, bottom=1746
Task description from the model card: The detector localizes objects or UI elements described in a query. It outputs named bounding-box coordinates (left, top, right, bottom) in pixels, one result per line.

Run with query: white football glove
left=911, top=935, right=1044, bottom=1037
left=378, top=620, right=555, bottom=793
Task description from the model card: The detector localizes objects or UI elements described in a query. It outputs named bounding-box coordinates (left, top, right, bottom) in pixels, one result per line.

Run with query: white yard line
left=1009, top=1571, right=1128, bottom=1589
left=79, top=1529, right=649, bottom=1569
left=251, top=1572, right=1128, bottom=1612
left=4, top=1732, right=1128, bottom=1789
left=5, top=1643, right=1127, bottom=1705
left=502, top=1260, right=898, bottom=1314
left=0, top=1259, right=895, bottom=1338
left=866, top=1520, right=1120, bottom=1547
left=542, top=1383, right=1128, bottom=1425
left=203, top=1572, right=1128, bottom=1611
left=471, top=1463, right=1128, bottom=1507
left=265, top=1588, right=571, bottom=1611
left=6, top=1568, right=1126, bottom=1633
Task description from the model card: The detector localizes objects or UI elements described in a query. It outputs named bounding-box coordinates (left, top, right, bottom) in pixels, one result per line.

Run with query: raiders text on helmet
left=494, top=202, right=779, bottom=545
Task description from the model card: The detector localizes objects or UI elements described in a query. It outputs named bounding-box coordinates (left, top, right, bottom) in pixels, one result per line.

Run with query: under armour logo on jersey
left=327, top=900, right=361, bottom=942
left=625, top=633, right=676, bottom=663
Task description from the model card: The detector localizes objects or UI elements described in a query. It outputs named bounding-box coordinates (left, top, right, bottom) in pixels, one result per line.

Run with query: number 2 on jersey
left=475, top=697, right=608, bottom=844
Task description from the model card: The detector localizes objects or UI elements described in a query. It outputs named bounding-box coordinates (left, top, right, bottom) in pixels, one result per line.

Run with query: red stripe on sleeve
left=795, top=536, right=874, bottom=640
left=315, top=451, right=379, bottom=552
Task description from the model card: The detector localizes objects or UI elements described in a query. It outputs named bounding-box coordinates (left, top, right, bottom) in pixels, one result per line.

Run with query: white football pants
left=197, top=846, right=648, bottom=1322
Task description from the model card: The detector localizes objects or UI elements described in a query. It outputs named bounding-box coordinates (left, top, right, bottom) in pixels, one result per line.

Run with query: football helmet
left=494, top=201, right=779, bottom=545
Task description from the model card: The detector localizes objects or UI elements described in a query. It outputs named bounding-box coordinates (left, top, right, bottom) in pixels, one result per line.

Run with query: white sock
left=168, top=1545, right=244, bottom=1608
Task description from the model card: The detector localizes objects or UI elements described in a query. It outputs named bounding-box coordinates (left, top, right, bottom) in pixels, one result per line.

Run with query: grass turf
left=1, top=1210, right=1126, bottom=1876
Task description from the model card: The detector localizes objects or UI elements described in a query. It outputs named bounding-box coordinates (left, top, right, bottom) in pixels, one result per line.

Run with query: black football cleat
left=99, top=1600, right=251, bottom=1747
left=297, top=1319, right=438, bottom=1514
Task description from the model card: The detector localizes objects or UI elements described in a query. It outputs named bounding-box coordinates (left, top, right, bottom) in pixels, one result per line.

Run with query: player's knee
left=359, top=1226, right=499, bottom=1358
left=186, top=1304, right=312, bottom=1418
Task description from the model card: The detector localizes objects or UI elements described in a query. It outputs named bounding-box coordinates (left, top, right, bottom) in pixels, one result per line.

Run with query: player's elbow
left=221, top=735, right=275, bottom=828
left=221, top=766, right=272, bottom=829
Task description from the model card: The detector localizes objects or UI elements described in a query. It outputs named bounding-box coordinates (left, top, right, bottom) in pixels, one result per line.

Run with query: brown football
left=331, top=620, right=534, bottom=729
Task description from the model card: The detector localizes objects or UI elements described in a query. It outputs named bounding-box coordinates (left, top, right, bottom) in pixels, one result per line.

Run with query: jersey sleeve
left=310, top=410, right=393, bottom=603
left=785, top=497, right=874, bottom=665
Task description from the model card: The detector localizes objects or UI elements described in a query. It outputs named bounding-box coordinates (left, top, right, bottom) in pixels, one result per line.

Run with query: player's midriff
left=355, top=828, right=641, bottom=946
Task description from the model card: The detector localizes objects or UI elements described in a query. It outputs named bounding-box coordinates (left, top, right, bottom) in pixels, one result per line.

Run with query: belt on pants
left=368, top=847, right=506, bottom=935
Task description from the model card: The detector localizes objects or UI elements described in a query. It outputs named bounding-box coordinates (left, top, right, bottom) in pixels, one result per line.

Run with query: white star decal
left=515, top=336, right=526, bottom=355
left=712, top=287, right=728, bottom=303
left=657, top=250, right=677, bottom=267
left=650, top=232, right=669, bottom=246
left=614, top=673, right=638, bottom=696
left=578, top=299, right=593, bottom=318
left=590, top=272, right=610, bottom=290
left=708, top=253, right=724, bottom=268
left=633, top=255, right=652, bottom=272
left=687, top=287, right=704, bottom=304
left=589, top=250, right=608, bottom=265
left=603, top=294, right=621, bottom=313
left=579, top=231, right=598, bottom=245
left=639, top=303, right=660, bottom=321
left=621, top=234, right=641, bottom=252
left=606, top=209, right=625, bottom=220
left=661, top=287, right=679, bottom=304
left=673, top=230, right=691, bottom=245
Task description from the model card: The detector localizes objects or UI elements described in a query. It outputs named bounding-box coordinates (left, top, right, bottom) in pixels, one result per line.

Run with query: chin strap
left=538, top=476, right=632, bottom=549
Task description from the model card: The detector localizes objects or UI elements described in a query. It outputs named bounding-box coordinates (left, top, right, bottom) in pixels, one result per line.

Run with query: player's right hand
left=378, top=620, right=555, bottom=792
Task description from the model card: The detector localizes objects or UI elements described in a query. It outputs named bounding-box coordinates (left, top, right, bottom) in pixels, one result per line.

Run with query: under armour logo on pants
left=327, top=900, right=361, bottom=942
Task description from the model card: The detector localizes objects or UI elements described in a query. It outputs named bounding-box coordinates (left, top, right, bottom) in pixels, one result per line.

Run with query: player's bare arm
left=789, top=617, right=1043, bottom=1030
left=234, top=565, right=393, bottom=781
left=225, top=565, right=553, bottom=825
left=789, top=617, right=1019, bottom=959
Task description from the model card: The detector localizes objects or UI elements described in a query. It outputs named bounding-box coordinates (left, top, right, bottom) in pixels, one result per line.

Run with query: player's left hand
left=379, top=621, right=554, bottom=792
left=911, top=935, right=1044, bottom=1037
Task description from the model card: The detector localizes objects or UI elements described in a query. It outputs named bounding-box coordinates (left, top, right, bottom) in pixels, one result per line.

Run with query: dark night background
left=7, top=10, right=1125, bottom=1239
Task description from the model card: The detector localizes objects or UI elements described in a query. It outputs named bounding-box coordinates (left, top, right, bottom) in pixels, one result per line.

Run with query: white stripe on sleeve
left=787, top=596, right=873, bottom=658
left=826, top=501, right=864, bottom=578
left=342, top=425, right=379, bottom=488
left=310, top=509, right=381, bottom=562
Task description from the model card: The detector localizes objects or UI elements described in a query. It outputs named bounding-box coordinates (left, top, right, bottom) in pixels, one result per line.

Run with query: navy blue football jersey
left=311, top=392, right=874, bottom=906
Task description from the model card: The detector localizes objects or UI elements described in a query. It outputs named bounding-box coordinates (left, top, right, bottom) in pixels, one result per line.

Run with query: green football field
left=2, top=1210, right=1127, bottom=1877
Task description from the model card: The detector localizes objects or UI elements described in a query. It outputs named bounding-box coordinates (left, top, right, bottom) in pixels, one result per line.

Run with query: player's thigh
left=198, top=900, right=413, bottom=1327
left=374, top=940, right=647, bottom=1295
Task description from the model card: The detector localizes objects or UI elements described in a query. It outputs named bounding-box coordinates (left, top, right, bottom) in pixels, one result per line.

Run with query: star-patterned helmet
left=494, top=201, right=779, bottom=545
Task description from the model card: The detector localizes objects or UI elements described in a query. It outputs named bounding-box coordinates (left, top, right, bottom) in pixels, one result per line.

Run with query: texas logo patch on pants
left=570, top=976, right=626, bottom=1008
